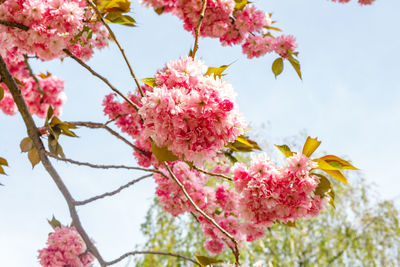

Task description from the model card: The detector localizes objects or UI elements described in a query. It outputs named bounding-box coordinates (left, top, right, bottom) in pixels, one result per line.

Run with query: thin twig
left=193, top=166, right=232, bottom=181
left=0, top=55, right=107, bottom=266
left=106, top=250, right=200, bottom=266
left=68, top=121, right=145, bottom=154
left=45, top=152, right=161, bottom=174
left=0, top=19, right=29, bottom=31
left=191, top=0, right=208, bottom=59
left=63, top=49, right=140, bottom=111
left=74, top=174, right=152, bottom=206
left=23, top=54, right=45, bottom=95
left=86, top=0, right=145, bottom=97
left=164, top=163, right=240, bottom=265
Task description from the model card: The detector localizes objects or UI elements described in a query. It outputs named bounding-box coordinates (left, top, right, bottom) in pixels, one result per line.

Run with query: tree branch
left=86, top=0, right=145, bottom=97
left=63, top=49, right=140, bottom=111
left=106, top=250, right=200, bottom=266
left=68, top=121, right=145, bottom=154
left=74, top=174, right=152, bottom=206
left=191, top=0, right=207, bottom=59
left=45, top=151, right=161, bottom=174
left=0, top=19, right=29, bottom=31
left=23, top=54, right=45, bottom=95
left=193, top=165, right=233, bottom=181
left=164, top=163, right=240, bottom=265
left=0, top=54, right=107, bottom=266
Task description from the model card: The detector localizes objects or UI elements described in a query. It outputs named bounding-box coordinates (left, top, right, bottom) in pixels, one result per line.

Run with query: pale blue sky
left=1, top=0, right=399, bottom=266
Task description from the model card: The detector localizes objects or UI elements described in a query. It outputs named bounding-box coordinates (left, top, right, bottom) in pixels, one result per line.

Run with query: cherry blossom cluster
left=0, top=0, right=109, bottom=61
left=104, top=57, right=246, bottom=166
left=151, top=153, right=328, bottom=255
left=140, top=0, right=298, bottom=59
left=0, top=48, right=66, bottom=118
left=38, top=226, right=94, bottom=267
left=331, top=0, right=375, bottom=5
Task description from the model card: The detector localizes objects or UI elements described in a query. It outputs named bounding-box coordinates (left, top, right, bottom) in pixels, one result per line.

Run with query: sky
left=1, top=0, right=400, bottom=266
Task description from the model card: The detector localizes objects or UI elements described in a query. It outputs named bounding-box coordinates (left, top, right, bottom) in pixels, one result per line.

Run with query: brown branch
left=193, top=166, right=233, bottom=181
left=63, top=49, right=140, bottom=111
left=191, top=0, right=207, bottom=59
left=68, top=121, right=145, bottom=154
left=74, top=174, right=152, bottom=206
left=0, top=19, right=29, bottom=31
left=164, top=163, right=240, bottom=265
left=0, top=55, right=107, bottom=266
left=86, top=0, right=145, bottom=97
left=45, top=151, right=160, bottom=174
left=23, top=54, right=45, bottom=95
left=106, top=250, right=200, bottom=266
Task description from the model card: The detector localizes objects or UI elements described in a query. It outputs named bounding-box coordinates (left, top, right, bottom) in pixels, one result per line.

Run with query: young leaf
left=139, top=78, right=157, bottom=88
left=302, top=136, right=321, bottom=157
left=323, top=169, right=349, bottom=185
left=227, top=135, right=261, bottom=152
left=151, top=142, right=179, bottom=163
left=272, top=57, right=284, bottom=78
left=97, top=0, right=131, bottom=14
left=38, top=72, right=52, bottom=79
left=0, top=165, right=5, bottom=175
left=46, top=106, right=54, bottom=124
left=195, top=255, right=223, bottom=267
left=287, top=54, right=302, bottom=80
left=205, top=63, right=232, bottom=79
left=313, top=158, right=340, bottom=171
left=28, top=147, right=40, bottom=168
left=0, top=85, right=4, bottom=101
left=234, top=0, right=248, bottom=11
left=20, top=137, right=34, bottom=152
left=154, top=7, right=164, bottom=15
left=47, top=216, right=62, bottom=230
left=104, top=12, right=136, bottom=27
left=319, top=155, right=359, bottom=170
left=275, top=144, right=294, bottom=158
left=0, top=157, right=8, bottom=167
left=313, top=173, right=332, bottom=197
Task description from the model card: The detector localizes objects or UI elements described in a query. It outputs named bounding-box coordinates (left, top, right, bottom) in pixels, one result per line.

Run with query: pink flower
left=273, top=35, right=298, bottom=58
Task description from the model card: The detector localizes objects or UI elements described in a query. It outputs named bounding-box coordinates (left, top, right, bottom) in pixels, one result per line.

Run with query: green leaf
left=104, top=12, right=136, bottom=27
left=234, top=0, right=248, bottom=11
left=98, top=0, right=131, bottom=13
left=272, top=57, right=284, bottom=78
left=0, top=157, right=8, bottom=167
left=195, top=255, right=223, bottom=267
left=20, top=137, right=34, bottom=152
left=224, top=152, right=238, bottom=164
left=280, top=220, right=296, bottom=228
left=302, top=136, right=321, bottom=157
left=319, top=155, right=358, bottom=170
left=313, top=158, right=340, bottom=171
left=275, top=144, right=294, bottom=158
left=0, top=85, right=4, bottom=101
left=227, top=135, right=261, bottom=152
left=139, top=78, right=157, bottom=88
left=47, top=216, right=62, bottom=230
left=287, top=54, right=302, bottom=80
left=28, top=147, right=40, bottom=168
left=205, top=63, right=232, bottom=79
left=151, top=142, right=179, bottom=163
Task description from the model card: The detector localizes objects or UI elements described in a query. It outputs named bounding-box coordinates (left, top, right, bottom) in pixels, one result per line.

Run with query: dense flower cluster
left=140, top=57, right=246, bottom=165
left=140, top=0, right=298, bottom=59
left=104, top=57, right=246, bottom=166
left=0, top=49, right=66, bottom=117
left=331, top=0, right=375, bottom=4
left=234, top=153, right=327, bottom=226
left=0, top=0, right=109, bottom=61
left=38, top=226, right=94, bottom=267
